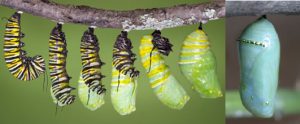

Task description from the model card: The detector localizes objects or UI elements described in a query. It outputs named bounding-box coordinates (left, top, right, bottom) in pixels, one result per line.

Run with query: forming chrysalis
left=139, top=30, right=190, bottom=109
left=78, top=27, right=106, bottom=111
left=111, top=31, right=139, bottom=115
left=178, top=23, right=223, bottom=98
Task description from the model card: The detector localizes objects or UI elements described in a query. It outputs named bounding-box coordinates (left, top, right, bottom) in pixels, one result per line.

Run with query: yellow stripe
left=182, top=44, right=209, bottom=49
left=147, top=64, right=167, bottom=78
left=180, top=51, right=206, bottom=56
left=142, top=53, right=161, bottom=69
left=150, top=72, right=170, bottom=88
left=111, top=78, right=132, bottom=85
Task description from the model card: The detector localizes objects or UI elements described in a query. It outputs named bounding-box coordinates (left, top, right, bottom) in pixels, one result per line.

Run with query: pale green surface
left=0, top=0, right=224, bottom=124
left=139, top=35, right=190, bottom=109
left=179, top=30, right=222, bottom=98
left=152, top=75, right=190, bottom=109
left=239, top=17, right=280, bottom=118
left=226, top=89, right=300, bottom=118
left=78, top=73, right=105, bottom=111
left=111, top=67, right=137, bottom=115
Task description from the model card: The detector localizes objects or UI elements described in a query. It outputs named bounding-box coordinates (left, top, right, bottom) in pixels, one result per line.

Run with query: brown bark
left=0, top=0, right=225, bottom=30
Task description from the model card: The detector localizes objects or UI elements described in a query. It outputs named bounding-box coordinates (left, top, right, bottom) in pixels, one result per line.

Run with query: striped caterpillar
left=238, top=15, right=280, bottom=118
left=4, top=11, right=46, bottom=81
left=139, top=30, right=190, bottom=109
left=49, top=23, right=75, bottom=107
left=78, top=27, right=106, bottom=111
left=178, top=23, right=223, bottom=98
left=111, top=31, right=139, bottom=115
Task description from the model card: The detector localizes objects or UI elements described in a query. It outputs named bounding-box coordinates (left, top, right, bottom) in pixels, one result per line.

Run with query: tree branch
left=226, top=1, right=300, bottom=17
left=226, top=89, right=300, bottom=118
left=0, top=0, right=225, bottom=30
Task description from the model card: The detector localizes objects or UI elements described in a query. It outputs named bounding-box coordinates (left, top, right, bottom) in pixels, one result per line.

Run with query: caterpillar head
left=51, top=23, right=66, bottom=41
left=151, top=30, right=173, bottom=56
left=82, top=27, right=99, bottom=46
left=9, top=11, right=22, bottom=22
left=114, top=31, right=133, bottom=51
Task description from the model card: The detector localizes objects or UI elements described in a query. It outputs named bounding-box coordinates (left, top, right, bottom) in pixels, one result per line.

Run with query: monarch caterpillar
left=238, top=15, right=280, bottom=118
left=4, top=11, right=46, bottom=81
left=78, top=27, right=106, bottom=111
left=49, top=23, right=75, bottom=107
left=178, top=23, right=223, bottom=98
left=139, top=30, right=190, bottom=109
left=111, top=31, right=139, bottom=115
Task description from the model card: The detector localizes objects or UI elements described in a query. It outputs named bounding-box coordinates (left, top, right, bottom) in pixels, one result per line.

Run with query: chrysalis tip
left=17, top=11, right=23, bottom=14
left=58, top=22, right=64, bottom=25
left=90, top=26, right=97, bottom=29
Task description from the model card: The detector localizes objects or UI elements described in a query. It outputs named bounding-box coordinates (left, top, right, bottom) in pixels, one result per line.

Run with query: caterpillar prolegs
left=178, top=24, right=223, bottom=98
left=4, top=11, right=46, bottom=81
left=139, top=30, right=190, bottom=109
left=111, top=31, right=139, bottom=115
left=238, top=15, right=280, bottom=118
left=49, top=23, right=75, bottom=107
left=78, top=27, right=106, bottom=111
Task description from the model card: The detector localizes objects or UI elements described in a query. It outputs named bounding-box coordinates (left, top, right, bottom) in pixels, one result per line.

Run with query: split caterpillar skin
left=139, top=30, right=190, bottom=109
left=78, top=27, right=106, bottom=111
left=238, top=15, right=280, bottom=118
left=178, top=24, right=223, bottom=98
left=49, top=23, right=75, bottom=107
left=4, top=11, right=45, bottom=81
left=111, top=31, right=139, bottom=115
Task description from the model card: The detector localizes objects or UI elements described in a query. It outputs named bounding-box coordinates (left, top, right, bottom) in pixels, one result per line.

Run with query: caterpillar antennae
left=87, top=89, right=91, bottom=105
left=46, top=70, right=49, bottom=92
left=55, top=102, right=58, bottom=116
left=61, top=106, right=64, bottom=112
left=131, top=78, right=135, bottom=96
left=43, top=73, right=45, bottom=92
left=148, top=47, right=155, bottom=73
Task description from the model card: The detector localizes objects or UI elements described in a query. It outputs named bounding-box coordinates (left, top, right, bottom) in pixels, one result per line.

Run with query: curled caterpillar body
left=4, top=11, right=46, bottom=81
left=111, top=31, right=139, bottom=115
left=78, top=27, right=106, bottom=110
left=178, top=25, right=223, bottom=98
left=238, top=16, right=280, bottom=118
left=49, top=23, right=75, bottom=106
left=139, top=30, right=190, bottom=109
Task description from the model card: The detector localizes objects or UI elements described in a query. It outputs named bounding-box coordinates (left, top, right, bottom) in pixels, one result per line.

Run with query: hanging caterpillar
left=139, top=30, right=189, bottom=109
left=4, top=11, right=46, bottom=81
left=49, top=23, right=75, bottom=107
left=238, top=15, right=280, bottom=118
left=111, top=31, right=139, bottom=115
left=78, top=27, right=106, bottom=111
left=178, top=23, right=223, bottom=98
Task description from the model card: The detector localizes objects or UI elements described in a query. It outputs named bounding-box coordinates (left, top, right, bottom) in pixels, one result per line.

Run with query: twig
left=226, top=89, right=300, bottom=118
left=226, top=1, right=300, bottom=17
left=0, top=0, right=225, bottom=30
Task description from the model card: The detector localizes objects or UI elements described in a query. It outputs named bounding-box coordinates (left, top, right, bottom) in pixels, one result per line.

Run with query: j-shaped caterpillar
left=4, top=11, right=46, bottom=81
left=178, top=23, right=223, bottom=98
left=111, top=31, right=139, bottom=115
left=238, top=15, right=280, bottom=118
left=139, top=30, right=190, bottom=109
left=78, top=27, right=106, bottom=111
